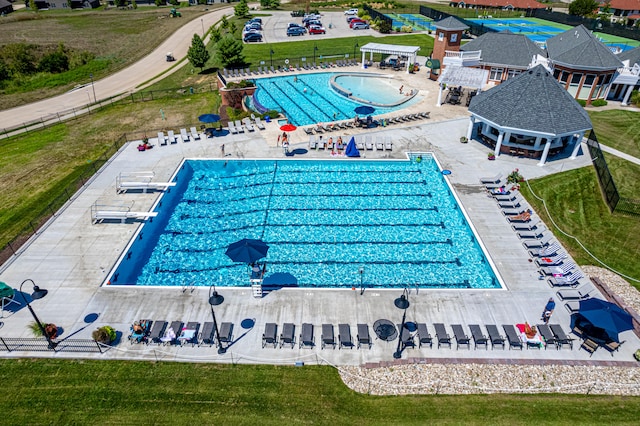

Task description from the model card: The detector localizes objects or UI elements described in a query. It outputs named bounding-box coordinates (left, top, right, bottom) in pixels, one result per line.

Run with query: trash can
left=265, top=115, right=271, bottom=123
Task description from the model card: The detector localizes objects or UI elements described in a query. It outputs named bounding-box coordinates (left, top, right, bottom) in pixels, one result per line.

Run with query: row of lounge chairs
left=308, top=135, right=392, bottom=151
left=157, top=127, right=201, bottom=146
left=222, top=60, right=359, bottom=79
left=302, top=112, right=430, bottom=136
left=127, top=319, right=233, bottom=349
left=262, top=323, right=372, bottom=350
left=228, top=116, right=266, bottom=134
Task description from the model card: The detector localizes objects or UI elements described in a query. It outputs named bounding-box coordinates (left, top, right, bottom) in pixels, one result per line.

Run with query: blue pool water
left=253, top=73, right=420, bottom=126
left=108, top=158, right=500, bottom=289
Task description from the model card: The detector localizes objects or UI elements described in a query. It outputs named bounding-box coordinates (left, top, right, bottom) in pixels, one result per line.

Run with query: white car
left=344, top=8, right=358, bottom=15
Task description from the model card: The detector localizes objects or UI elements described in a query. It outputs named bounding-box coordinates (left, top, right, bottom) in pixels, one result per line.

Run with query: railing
left=444, top=50, right=482, bottom=60
left=0, top=337, right=107, bottom=353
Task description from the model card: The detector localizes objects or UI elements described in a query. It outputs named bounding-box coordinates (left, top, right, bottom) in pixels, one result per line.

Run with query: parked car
left=349, top=19, right=366, bottom=28
left=243, top=32, right=263, bottom=42
left=347, top=15, right=362, bottom=23
left=308, top=25, right=326, bottom=35
left=344, top=8, right=358, bottom=15
left=288, top=22, right=304, bottom=29
left=304, top=19, right=322, bottom=28
left=303, top=14, right=321, bottom=22
left=245, top=22, right=262, bottom=31
left=352, top=22, right=370, bottom=30
left=248, top=17, right=262, bottom=24
left=287, top=26, right=307, bottom=36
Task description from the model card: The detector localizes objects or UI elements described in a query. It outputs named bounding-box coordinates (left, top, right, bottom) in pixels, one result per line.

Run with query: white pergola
left=358, top=43, right=421, bottom=74
left=436, top=66, right=488, bottom=106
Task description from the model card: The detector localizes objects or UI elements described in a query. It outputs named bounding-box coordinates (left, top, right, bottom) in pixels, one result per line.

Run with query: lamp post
left=393, top=288, right=410, bottom=359
left=208, top=284, right=226, bottom=354
left=201, top=18, right=205, bottom=36
left=313, top=44, right=318, bottom=64
left=359, top=266, right=364, bottom=295
left=353, top=42, right=359, bottom=60
left=270, top=49, right=274, bottom=67
left=89, top=73, right=96, bottom=103
left=19, top=279, right=56, bottom=350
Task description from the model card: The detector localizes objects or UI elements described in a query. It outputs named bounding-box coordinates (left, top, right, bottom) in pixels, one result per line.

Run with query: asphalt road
left=0, top=10, right=387, bottom=132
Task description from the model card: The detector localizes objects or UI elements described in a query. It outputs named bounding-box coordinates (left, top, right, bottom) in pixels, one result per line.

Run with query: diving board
left=116, top=172, right=176, bottom=194
left=91, top=203, right=158, bottom=224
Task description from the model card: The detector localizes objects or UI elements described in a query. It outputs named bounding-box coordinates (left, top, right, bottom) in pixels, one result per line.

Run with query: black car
left=243, top=32, right=263, bottom=43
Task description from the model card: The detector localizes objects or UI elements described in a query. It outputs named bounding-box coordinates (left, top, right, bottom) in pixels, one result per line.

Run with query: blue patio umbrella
left=345, top=136, right=360, bottom=157
left=578, top=298, right=633, bottom=342
left=225, top=239, right=269, bottom=264
left=198, top=114, right=221, bottom=123
left=354, top=105, right=375, bottom=115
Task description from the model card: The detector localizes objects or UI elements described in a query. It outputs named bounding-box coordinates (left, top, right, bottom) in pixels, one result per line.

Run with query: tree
left=216, top=36, right=244, bottom=68
left=568, top=0, right=599, bottom=17
left=211, top=27, right=222, bottom=43
left=234, top=0, right=250, bottom=18
left=187, top=34, right=210, bottom=70
left=260, top=0, right=280, bottom=9
left=0, top=59, right=10, bottom=82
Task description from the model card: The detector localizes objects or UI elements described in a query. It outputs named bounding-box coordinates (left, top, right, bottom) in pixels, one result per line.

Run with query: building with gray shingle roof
left=609, top=46, right=640, bottom=105
left=433, top=16, right=469, bottom=31
left=460, top=30, right=546, bottom=83
left=466, top=65, right=592, bottom=165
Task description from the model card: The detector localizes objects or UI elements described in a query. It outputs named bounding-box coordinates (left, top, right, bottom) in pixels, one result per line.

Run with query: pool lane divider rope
left=291, top=77, right=350, bottom=121
left=283, top=79, right=335, bottom=122
left=260, top=162, right=278, bottom=241
left=268, top=80, right=317, bottom=124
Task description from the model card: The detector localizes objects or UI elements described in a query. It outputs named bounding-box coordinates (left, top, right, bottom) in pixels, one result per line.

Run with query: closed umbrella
left=345, top=136, right=360, bottom=157
left=225, top=239, right=270, bottom=264
left=578, top=298, right=634, bottom=342
left=280, top=124, right=297, bottom=132
left=354, top=105, right=375, bottom=115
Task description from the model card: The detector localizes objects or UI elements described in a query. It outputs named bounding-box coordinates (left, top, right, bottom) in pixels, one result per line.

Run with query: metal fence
left=530, top=9, right=640, bottom=42
left=586, top=130, right=640, bottom=216
left=0, top=337, right=107, bottom=353
left=418, top=5, right=497, bottom=37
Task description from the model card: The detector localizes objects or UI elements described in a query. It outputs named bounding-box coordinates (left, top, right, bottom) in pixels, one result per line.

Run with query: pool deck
left=1, top=74, right=638, bottom=367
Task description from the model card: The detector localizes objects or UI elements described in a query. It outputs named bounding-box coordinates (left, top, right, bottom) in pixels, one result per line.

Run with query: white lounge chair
left=157, top=131, right=167, bottom=146
left=549, top=271, right=585, bottom=287
left=365, top=136, right=373, bottom=150
left=242, top=118, right=255, bottom=132
left=255, top=117, right=266, bottom=130
left=309, top=135, right=317, bottom=150
left=480, top=173, right=502, bottom=184
left=523, top=235, right=554, bottom=249
left=190, top=127, right=201, bottom=140
left=375, top=137, right=384, bottom=151
left=234, top=120, right=245, bottom=133
left=228, top=122, right=238, bottom=134
left=517, top=226, right=547, bottom=239
left=180, top=128, right=190, bottom=142
left=540, top=262, right=576, bottom=276
left=384, top=136, right=393, bottom=151
left=167, top=130, right=177, bottom=144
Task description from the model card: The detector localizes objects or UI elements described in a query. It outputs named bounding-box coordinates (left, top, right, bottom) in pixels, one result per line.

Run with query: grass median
left=2, top=359, right=639, bottom=424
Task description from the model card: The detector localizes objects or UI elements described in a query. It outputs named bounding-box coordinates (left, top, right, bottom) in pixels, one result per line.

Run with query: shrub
left=591, top=99, right=608, bottom=107
left=577, top=99, right=587, bottom=107
left=92, top=326, right=116, bottom=344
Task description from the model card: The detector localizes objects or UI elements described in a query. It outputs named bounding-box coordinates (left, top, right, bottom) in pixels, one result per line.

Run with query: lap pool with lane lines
left=107, top=157, right=501, bottom=289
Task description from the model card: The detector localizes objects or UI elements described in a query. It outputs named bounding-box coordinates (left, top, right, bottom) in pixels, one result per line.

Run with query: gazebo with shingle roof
left=467, top=65, right=592, bottom=165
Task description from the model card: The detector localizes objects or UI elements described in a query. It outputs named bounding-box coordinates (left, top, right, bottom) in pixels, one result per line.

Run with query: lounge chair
left=375, top=137, right=384, bottom=151
left=499, top=200, right=524, bottom=209
left=416, top=323, right=432, bottom=348
left=167, top=130, right=177, bottom=144
left=434, top=323, right=451, bottom=348
left=190, top=127, right=201, bottom=140
left=218, top=322, right=233, bottom=348
left=178, top=322, right=200, bottom=346
left=486, top=324, right=505, bottom=349
left=451, top=324, right=471, bottom=350
left=506, top=211, right=532, bottom=222
left=262, top=322, right=278, bottom=348
left=300, top=323, right=315, bottom=349
left=502, top=324, right=523, bottom=350
left=357, top=324, right=372, bottom=349
left=556, top=287, right=592, bottom=300
left=365, top=136, right=373, bottom=150
left=255, top=117, right=266, bottom=130
left=128, top=319, right=151, bottom=344
left=384, top=137, right=393, bottom=151
left=523, top=235, right=554, bottom=249
left=180, top=128, right=190, bottom=142
left=161, top=321, right=183, bottom=345
left=355, top=136, right=365, bottom=150
left=529, top=242, right=561, bottom=257
left=398, top=324, right=415, bottom=349
left=564, top=301, right=580, bottom=313
left=494, top=193, right=519, bottom=202
left=228, top=122, right=238, bottom=134
left=314, top=124, right=324, bottom=133
left=157, top=131, right=167, bottom=146
left=338, top=324, right=354, bottom=349
left=534, top=254, right=567, bottom=267
left=502, top=207, right=528, bottom=216
left=536, top=324, right=557, bottom=349
left=469, top=324, right=489, bottom=349
left=242, top=117, right=255, bottom=132
left=303, top=127, right=314, bottom=135
left=234, top=120, right=245, bottom=133
left=512, top=221, right=542, bottom=232
left=199, top=322, right=215, bottom=346
left=321, top=324, right=336, bottom=349
left=604, top=340, right=624, bottom=355
left=309, top=136, right=317, bottom=150
left=147, top=320, right=167, bottom=344
left=480, top=173, right=502, bottom=184
left=517, top=226, right=548, bottom=239
left=548, top=271, right=584, bottom=287
left=580, top=338, right=599, bottom=356
left=280, top=323, right=295, bottom=348
left=540, top=262, right=576, bottom=276
left=549, top=324, right=574, bottom=349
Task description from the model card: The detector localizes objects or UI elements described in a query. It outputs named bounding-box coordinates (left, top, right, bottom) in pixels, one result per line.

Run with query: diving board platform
left=116, top=172, right=176, bottom=194
left=91, top=203, right=158, bottom=224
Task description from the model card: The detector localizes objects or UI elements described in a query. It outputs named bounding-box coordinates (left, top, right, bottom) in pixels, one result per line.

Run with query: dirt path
left=0, top=7, right=232, bottom=132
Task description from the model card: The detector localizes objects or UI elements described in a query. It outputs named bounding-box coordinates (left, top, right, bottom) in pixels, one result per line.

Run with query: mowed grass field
left=0, top=7, right=215, bottom=108
left=2, top=359, right=640, bottom=425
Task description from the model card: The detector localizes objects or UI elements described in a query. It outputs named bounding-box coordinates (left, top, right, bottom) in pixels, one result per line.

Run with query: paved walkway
left=2, top=78, right=637, bottom=365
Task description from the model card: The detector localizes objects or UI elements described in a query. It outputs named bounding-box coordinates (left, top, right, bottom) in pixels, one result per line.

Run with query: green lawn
left=588, top=110, right=640, bottom=159
left=1, top=359, right=640, bottom=424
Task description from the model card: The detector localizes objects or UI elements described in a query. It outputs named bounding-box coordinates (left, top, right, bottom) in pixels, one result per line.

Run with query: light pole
left=359, top=266, right=364, bottom=295
left=19, top=279, right=57, bottom=350
left=393, top=288, right=410, bottom=359
left=208, top=284, right=226, bottom=354
left=201, top=18, right=205, bottom=36
left=270, top=49, right=274, bottom=67
left=313, top=44, right=318, bottom=64
left=89, top=73, right=96, bottom=103
left=353, top=42, right=359, bottom=60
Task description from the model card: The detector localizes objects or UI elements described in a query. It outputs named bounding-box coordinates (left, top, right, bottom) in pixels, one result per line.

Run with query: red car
left=349, top=19, right=367, bottom=28
left=308, top=25, right=326, bottom=35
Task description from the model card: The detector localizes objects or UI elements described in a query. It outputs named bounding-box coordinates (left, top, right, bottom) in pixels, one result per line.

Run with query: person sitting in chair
left=133, top=322, right=144, bottom=334
left=161, top=327, right=176, bottom=344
